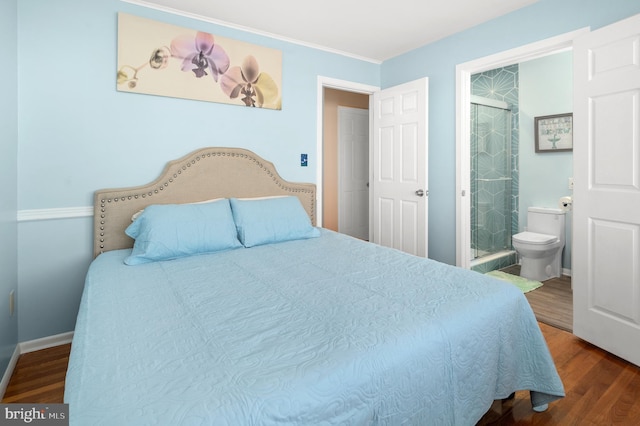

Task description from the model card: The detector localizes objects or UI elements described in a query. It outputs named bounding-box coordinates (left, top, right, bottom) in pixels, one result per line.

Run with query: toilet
left=512, top=207, right=566, bottom=281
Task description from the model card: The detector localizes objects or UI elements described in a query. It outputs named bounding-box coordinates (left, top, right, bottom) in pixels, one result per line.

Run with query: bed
left=64, top=147, right=564, bottom=425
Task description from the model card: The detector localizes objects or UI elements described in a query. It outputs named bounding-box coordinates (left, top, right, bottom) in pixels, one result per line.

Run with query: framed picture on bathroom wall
left=534, top=113, right=573, bottom=152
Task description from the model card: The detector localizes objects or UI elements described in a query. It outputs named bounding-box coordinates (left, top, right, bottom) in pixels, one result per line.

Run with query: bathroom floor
left=500, top=264, right=573, bottom=332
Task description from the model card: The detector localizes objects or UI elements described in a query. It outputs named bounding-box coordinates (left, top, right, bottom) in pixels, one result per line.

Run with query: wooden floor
left=502, top=264, right=573, bottom=332
left=478, top=323, right=640, bottom=425
left=2, top=343, right=69, bottom=403
left=3, top=327, right=640, bottom=424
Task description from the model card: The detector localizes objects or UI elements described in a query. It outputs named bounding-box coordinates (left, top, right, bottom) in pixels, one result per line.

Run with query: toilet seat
left=512, top=231, right=558, bottom=245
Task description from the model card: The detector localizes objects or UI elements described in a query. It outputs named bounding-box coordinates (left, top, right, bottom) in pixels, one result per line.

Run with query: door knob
left=415, top=189, right=425, bottom=197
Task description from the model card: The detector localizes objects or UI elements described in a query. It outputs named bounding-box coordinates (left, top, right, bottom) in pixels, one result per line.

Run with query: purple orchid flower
left=220, top=55, right=279, bottom=107
left=170, top=32, right=230, bottom=81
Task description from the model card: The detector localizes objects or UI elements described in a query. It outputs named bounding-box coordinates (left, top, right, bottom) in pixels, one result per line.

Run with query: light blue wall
left=381, top=0, right=640, bottom=264
left=13, top=0, right=640, bottom=344
left=519, top=51, right=573, bottom=270
left=0, top=0, right=19, bottom=376
left=16, top=0, right=379, bottom=342
left=17, top=1, right=379, bottom=209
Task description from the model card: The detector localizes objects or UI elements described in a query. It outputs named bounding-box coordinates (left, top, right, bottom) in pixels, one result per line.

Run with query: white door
left=573, top=13, right=640, bottom=367
left=372, top=78, right=429, bottom=257
left=338, top=107, right=369, bottom=240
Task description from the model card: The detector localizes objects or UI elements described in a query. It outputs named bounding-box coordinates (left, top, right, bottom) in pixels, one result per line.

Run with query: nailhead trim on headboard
left=93, top=148, right=317, bottom=257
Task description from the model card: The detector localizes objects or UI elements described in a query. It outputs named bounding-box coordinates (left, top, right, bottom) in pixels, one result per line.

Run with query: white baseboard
left=19, top=331, right=74, bottom=354
left=0, top=345, right=21, bottom=400
left=0, top=332, right=74, bottom=400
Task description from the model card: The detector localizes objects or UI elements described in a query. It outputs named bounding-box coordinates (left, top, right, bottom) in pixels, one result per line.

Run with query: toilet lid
left=513, top=231, right=558, bottom=245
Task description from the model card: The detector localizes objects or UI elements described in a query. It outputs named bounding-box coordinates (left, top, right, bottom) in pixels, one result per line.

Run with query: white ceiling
left=127, top=0, right=539, bottom=62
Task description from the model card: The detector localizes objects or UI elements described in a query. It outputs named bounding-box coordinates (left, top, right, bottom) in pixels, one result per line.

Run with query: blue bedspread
left=65, top=229, right=564, bottom=425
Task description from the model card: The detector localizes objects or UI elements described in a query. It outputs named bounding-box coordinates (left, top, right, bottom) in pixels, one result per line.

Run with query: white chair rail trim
left=17, top=206, right=93, bottom=222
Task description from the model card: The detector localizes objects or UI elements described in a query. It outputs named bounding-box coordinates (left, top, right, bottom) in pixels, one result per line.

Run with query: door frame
left=316, top=77, right=379, bottom=228
left=454, top=28, right=588, bottom=269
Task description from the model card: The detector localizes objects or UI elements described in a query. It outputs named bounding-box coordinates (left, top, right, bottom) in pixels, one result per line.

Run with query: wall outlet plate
left=9, top=289, right=15, bottom=317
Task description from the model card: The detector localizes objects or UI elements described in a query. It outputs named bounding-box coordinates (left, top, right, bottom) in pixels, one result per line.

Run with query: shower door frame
left=470, top=95, right=513, bottom=261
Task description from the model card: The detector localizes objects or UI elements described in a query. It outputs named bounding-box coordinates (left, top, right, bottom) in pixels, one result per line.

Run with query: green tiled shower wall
left=470, top=65, right=519, bottom=273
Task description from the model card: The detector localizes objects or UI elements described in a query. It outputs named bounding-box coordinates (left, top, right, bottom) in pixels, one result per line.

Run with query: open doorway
left=456, top=30, right=586, bottom=334
left=468, top=53, right=573, bottom=277
left=315, top=77, right=378, bottom=232
left=322, top=88, right=369, bottom=237
left=455, top=29, right=586, bottom=269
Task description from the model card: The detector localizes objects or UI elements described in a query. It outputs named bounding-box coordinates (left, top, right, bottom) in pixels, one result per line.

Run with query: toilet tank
left=527, top=207, right=566, bottom=243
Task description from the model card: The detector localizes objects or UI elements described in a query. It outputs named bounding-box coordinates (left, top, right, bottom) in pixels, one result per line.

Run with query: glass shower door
left=470, top=99, right=512, bottom=260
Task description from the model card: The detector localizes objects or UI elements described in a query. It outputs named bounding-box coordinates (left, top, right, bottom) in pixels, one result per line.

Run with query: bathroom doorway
left=455, top=30, right=583, bottom=270
left=456, top=32, right=579, bottom=276
left=468, top=55, right=574, bottom=275
left=455, top=31, right=580, bottom=333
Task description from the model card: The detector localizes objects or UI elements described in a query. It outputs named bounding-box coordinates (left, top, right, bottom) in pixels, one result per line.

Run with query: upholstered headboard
left=93, top=147, right=316, bottom=257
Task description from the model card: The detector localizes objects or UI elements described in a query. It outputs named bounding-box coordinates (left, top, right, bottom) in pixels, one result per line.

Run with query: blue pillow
left=124, top=199, right=242, bottom=265
left=229, top=196, right=320, bottom=247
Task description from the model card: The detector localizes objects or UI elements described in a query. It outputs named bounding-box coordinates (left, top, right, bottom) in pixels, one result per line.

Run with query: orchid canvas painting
left=117, top=13, right=282, bottom=110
